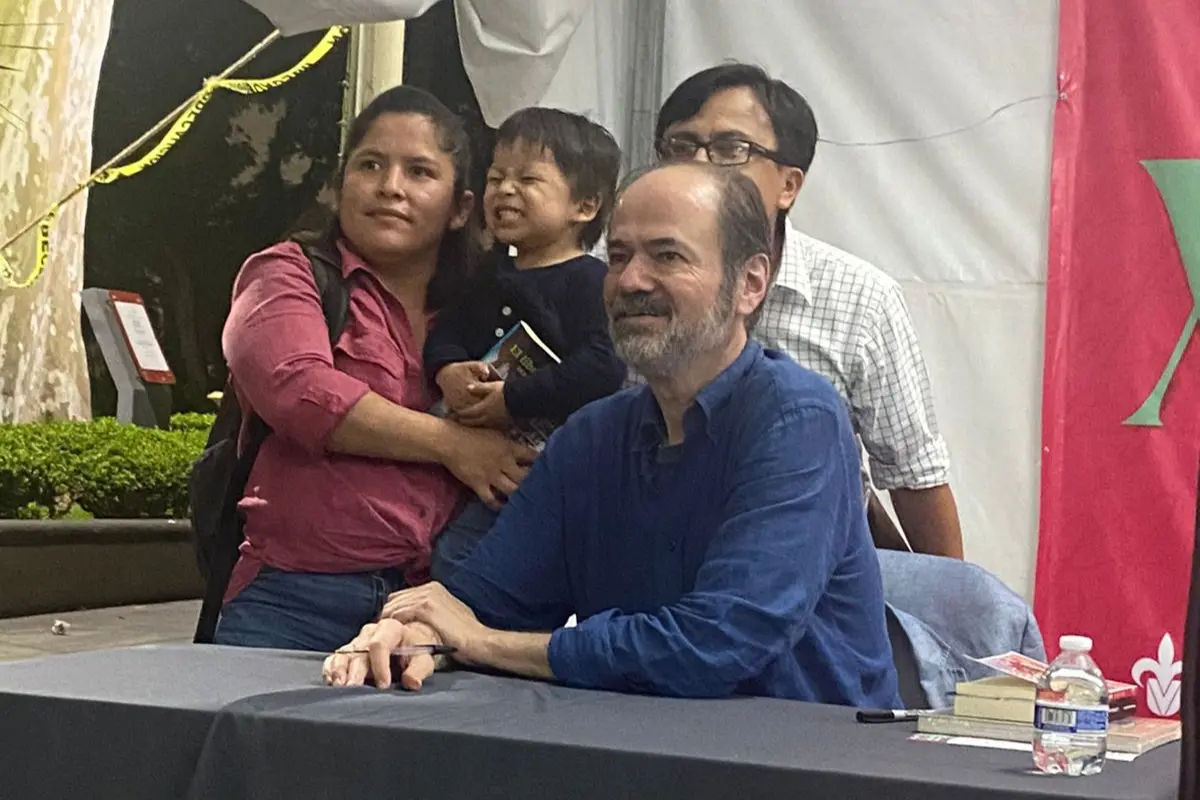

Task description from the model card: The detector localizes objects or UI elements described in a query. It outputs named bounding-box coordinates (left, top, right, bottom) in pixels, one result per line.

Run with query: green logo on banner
left=1124, top=159, right=1200, bottom=427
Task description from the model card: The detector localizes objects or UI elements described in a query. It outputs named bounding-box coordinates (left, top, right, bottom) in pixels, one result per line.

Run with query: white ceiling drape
left=240, top=0, right=591, bottom=125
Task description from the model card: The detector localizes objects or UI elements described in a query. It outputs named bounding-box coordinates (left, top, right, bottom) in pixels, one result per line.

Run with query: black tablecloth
left=0, top=645, right=1180, bottom=800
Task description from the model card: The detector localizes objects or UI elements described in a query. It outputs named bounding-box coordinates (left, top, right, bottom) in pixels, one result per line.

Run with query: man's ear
left=737, top=252, right=772, bottom=317
left=776, top=167, right=805, bottom=212
left=571, top=194, right=602, bottom=225
left=448, top=190, right=475, bottom=231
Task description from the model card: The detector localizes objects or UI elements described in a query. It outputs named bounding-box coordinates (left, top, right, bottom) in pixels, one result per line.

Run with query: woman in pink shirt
left=213, top=86, right=536, bottom=652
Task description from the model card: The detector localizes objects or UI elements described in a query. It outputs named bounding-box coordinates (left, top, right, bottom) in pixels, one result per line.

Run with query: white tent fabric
left=242, top=0, right=441, bottom=33
left=538, top=0, right=665, bottom=172
left=660, top=0, right=1059, bottom=598
left=454, top=1, right=591, bottom=127
left=242, top=0, right=591, bottom=126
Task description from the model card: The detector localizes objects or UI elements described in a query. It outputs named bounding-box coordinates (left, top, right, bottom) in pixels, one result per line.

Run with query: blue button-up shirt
left=446, top=341, right=900, bottom=707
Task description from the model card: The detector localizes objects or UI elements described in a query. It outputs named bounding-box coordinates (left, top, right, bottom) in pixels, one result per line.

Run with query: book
left=953, top=675, right=1136, bottom=724
left=917, top=713, right=1180, bottom=755
left=431, top=320, right=562, bottom=451
left=969, top=651, right=1139, bottom=702
left=953, top=676, right=1036, bottom=724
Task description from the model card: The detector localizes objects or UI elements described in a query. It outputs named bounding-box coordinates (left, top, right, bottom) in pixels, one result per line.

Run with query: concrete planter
left=0, top=519, right=203, bottom=618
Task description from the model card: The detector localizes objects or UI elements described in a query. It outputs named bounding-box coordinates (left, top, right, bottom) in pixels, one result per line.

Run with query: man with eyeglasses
left=653, top=63, right=963, bottom=560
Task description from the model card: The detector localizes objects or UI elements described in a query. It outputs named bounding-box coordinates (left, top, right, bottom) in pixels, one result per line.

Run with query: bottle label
left=1033, top=701, right=1108, bottom=734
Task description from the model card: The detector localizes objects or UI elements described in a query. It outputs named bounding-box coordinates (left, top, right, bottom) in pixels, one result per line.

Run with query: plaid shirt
left=755, top=221, right=950, bottom=491
left=613, top=221, right=950, bottom=491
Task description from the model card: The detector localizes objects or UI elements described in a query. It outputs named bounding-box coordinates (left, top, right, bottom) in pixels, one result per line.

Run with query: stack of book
left=916, top=651, right=1181, bottom=756
left=951, top=674, right=1138, bottom=724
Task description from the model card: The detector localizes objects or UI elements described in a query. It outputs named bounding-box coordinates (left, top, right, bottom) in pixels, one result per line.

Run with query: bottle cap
left=1059, top=634, right=1093, bottom=652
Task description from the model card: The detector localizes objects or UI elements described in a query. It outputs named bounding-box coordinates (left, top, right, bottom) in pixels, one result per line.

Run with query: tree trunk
left=0, top=0, right=113, bottom=422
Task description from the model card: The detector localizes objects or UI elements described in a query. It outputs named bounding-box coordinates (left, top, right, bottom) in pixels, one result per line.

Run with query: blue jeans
left=213, top=566, right=406, bottom=652
left=430, top=500, right=498, bottom=584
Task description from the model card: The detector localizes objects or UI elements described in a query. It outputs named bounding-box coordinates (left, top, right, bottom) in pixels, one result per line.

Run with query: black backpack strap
left=301, top=243, right=351, bottom=344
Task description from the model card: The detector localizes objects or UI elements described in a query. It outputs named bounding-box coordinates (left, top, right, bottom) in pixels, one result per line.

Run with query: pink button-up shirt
left=221, top=240, right=465, bottom=600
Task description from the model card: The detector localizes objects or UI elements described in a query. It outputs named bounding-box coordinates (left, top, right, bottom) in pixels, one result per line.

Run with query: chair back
left=877, top=550, right=1046, bottom=708
left=1180, top=452, right=1199, bottom=800
left=885, top=605, right=927, bottom=709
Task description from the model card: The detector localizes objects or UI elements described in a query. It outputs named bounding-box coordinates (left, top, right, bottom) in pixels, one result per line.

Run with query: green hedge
left=167, top=412, right=219, bottom=433
left=0, top=415, right=213, bottom=520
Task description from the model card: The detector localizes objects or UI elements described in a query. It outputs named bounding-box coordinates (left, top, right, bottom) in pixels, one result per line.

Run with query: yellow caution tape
left=92, top=88, right=218, bottom=184
left=0, top=205, right=58, bottom=290
left=2, top=27, right=347, bottom=289
left=219, top=27, right=347, bottom=95
left=95, top=26, right=347, bottom=184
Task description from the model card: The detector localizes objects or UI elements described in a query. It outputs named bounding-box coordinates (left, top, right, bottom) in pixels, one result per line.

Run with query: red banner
left=1038, top=0, right=1200, bottom=718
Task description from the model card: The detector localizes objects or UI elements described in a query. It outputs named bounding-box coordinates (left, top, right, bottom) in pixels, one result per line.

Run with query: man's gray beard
left=611, top=291, right=736, bottom=380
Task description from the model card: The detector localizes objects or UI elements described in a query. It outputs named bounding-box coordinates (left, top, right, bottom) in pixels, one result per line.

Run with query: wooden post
left=348, top=20, right=407, bottom=117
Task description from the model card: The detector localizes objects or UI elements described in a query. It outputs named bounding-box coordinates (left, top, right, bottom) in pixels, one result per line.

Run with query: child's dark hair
left=495, top=108, right=621, bottom=250
left=295, top=85, right=479, bottom=309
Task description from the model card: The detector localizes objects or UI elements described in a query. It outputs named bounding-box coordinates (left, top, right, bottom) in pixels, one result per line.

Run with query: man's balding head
left=604, top=163, right=773, bottom=380
left=613, top=162, right=774, bottom=325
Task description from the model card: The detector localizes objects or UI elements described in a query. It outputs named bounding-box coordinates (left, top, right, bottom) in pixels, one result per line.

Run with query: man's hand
left=382, top=582, right=488, bottom=664
left=436, top=362, right=494, bottom=413
left=455, top=381, right=511, bottom=429
left=383, top=584, right=556, bottom=682
left=440, top=424, right=537, bottom=510
left=322, top=619, right=443, bottom=690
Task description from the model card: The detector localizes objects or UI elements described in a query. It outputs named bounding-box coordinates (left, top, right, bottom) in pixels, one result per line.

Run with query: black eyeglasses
left=655, top=136, right=790, bottom=167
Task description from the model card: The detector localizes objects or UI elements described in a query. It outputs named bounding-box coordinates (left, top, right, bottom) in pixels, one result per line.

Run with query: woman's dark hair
left=293, top=85, right=479, bottom=309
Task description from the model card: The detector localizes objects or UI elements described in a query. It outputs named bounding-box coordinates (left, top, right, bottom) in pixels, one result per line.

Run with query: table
left=0, top=645, right=1180, bottom=800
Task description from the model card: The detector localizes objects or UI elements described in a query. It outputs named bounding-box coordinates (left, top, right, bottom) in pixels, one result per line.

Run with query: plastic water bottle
left=1032, top=635, right=1108, bottom=776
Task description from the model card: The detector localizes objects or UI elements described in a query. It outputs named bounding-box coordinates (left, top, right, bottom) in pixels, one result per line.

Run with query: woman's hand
left=455, top=381, right=511, bottom=429
left=436, top=362, right=494, bottom=412
left=322, top=619, right=444, bottom=690
left=440, top=424, right=537, bottom=509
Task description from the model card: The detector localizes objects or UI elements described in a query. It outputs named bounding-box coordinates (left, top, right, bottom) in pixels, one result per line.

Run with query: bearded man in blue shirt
left=324, top=162, right=900, bottom=709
